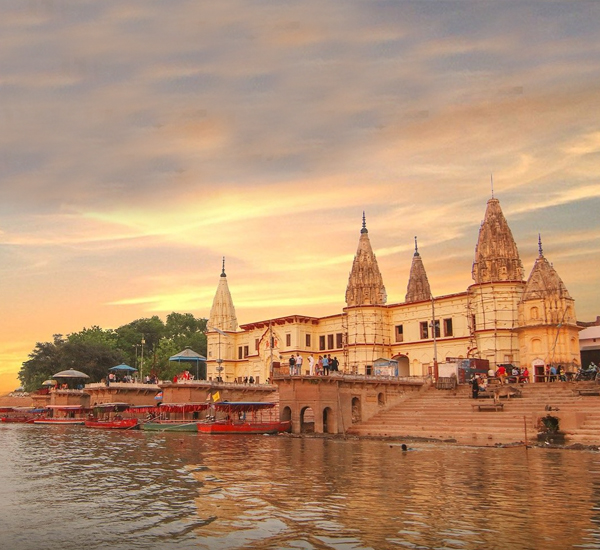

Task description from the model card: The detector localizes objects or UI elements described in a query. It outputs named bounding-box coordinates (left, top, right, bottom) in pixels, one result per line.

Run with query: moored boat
left=34, top=417, right=86, bottom=425
left=84, top=403, right=139, bottom=429
left=140, top=402, right=208, bottom=432
left=1, top=407, right=47, bottom=423
left=33, top=405, right=90, bottom=425
left=197, top=402, right=291, bottom=435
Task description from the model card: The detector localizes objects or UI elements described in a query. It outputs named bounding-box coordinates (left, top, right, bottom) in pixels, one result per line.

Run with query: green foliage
left=18, top=313, right=208, bottom=390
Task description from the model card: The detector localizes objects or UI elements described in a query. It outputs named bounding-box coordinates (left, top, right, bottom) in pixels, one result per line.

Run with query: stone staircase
left=346, top=381, right=600, bottom=446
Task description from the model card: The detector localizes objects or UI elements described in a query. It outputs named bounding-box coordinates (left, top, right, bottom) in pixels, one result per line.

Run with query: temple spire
left=521, top=247, right=571, bottom=306
left=208, top=259, right=238, bottom=331
left=472, top=196, right=524, bottom=283
left=538, top=234, right=543, bottom=257
left=491, top=174, right=494, bottom=199
left=345, top=214, right=386, bottom=306
left=406, top=237, right=432, bottom=303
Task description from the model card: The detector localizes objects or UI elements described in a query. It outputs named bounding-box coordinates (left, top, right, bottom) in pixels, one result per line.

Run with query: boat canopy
left=159, top=402, right=209, bottom=413
left=213, top=402, right=276, bottom=412
left=126, top=405, right=159, bottom=414
left=47, top=405, right=91, bottom=411
left=92, top=402, right=132, bottom=411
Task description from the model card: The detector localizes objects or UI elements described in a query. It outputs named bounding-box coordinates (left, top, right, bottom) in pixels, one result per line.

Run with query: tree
left=19, top=335, right=66, bottom=391
left=18, top=312, right=210, bottom=389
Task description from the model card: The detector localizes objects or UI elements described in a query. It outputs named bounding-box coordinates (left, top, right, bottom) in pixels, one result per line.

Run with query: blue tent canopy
left=109, top=364, right=137, bottom=372
left=168, top=348, right=207, bottom=362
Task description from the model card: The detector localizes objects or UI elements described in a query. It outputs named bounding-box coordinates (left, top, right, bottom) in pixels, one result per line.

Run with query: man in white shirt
left=308, top=354, right=315, bottom=376
left=296, top=354, right=303, bottom=375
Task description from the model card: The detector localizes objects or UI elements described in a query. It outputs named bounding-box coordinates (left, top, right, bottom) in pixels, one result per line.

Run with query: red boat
left=84, top=403, right=139, bottom=429
left=0, top=407, right=46, bottom=423
left=197, top=402, right=291, bottom=435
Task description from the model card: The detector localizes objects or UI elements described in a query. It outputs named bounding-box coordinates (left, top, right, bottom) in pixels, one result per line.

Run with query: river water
left=1, top=425, right=599, bottom=550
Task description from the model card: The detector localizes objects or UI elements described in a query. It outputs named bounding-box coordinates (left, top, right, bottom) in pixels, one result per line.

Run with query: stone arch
left=300, top=406, right=315, bottom=433
left=322, top=407, right=335, bottom=434
left=281, top=406, right=292, bottom=423
left=351, top=396, right=361, bottom=424
left=378, top=392, right=385, bottom=406
left=394, top=354, right=410, bottom=376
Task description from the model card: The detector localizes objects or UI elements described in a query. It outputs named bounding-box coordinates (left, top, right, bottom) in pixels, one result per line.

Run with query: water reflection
left=1, top=425, right=600, bottom=549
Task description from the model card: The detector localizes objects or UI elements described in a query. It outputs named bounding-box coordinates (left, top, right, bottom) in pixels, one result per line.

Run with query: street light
left=430, top=296, right=438, bottom=380
left=140, top=335, right=145, bottom=382
left=208, top=326, right=227, bottom=381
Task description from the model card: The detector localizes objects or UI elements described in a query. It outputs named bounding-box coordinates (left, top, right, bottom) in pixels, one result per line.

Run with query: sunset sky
left=1, top=1, right=599, bottom=393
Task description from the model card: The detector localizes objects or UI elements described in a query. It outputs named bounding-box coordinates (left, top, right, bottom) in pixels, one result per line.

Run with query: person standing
left=317, top=355, right=323, bottom=375
left=496, top=365, right=507, bottom=384
left=308, top=354, right=315, bottom=376
left=332, top=356, right=339, bottom=372
left=296, top=354, right=303, bottom=376
left=471, top=375, right=479, bottom=399
left=323, top=355, right=330, bottom=375
left=289, top=354, right=296, bottom=375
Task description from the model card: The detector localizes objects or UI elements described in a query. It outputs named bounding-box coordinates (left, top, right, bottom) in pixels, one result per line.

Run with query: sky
left=1, top=0, right=599, bottom=393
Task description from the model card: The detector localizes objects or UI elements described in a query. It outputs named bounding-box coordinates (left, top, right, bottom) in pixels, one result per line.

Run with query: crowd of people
left=469, top=362, right=587, bottom=398
left=288, top=353, right=340, bottom=376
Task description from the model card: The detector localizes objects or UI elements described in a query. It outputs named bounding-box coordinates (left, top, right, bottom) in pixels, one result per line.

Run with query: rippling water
left=1, top=424, right=600, bottom=550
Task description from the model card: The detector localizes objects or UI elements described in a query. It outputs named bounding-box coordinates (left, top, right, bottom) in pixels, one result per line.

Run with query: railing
left=272, top=371, right=428, bottom=384
left=85, top=382, right=160, bottom=390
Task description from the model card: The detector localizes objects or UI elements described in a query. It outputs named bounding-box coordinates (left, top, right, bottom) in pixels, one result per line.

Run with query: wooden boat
left=33, top=405, right=90, bottom=425
left=34, top=418, right=86, bottom=425
left=140, top=402, right=208, bottom=432
left=141, top=420, right=199, bottom=432
left=0, top=407, right=45, bottom=423
left=85, top=403, right=139, bottom=429
left=197, top=402, right=291, bottom=435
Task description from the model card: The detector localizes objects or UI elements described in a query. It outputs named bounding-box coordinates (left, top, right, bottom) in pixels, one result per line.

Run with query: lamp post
left=133, top=344, right=140, bottom=371
left=269, top=320, right=274, bottom=382
left=430, top=296, right=438, bottom=381
left=209, top=326, right=227, bottom=381
left=140, top=335, right=145, bottom=382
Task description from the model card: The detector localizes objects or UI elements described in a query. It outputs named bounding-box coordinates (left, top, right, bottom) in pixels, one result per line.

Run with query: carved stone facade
left=516, top=238, right=579, bottom=379
left=472, top=197, right=524, bottom=284
left=205, top=197, right=579, bottom=383
left=405, top=237, right=432, bottom=303
left=345, top=215, right=387, bottom=307
left=207, top=258, right=238, bottom=333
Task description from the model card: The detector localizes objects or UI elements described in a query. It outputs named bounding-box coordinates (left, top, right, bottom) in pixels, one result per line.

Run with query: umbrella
left=41, top=379, right=57, bottom=386
left=109, top=364, right=137, bottom=372
left=169, top=347, right=207, bottom=380
left=52, top=369, right=90, bottom=379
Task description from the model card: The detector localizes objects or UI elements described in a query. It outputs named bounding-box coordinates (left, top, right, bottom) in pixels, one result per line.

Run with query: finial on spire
left=221, top=256, right=226, bottom=277
left=491, top=173, right=494, bottom=199
left=538, top=234, right=543, bottom=257
left=414, top=236, right=419, bottom=256
left=361, top=211, right=368, bottom=234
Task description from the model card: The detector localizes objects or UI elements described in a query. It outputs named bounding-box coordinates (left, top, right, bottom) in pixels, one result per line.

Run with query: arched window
left=530, top=306, right=539, bottom=320
left=532, top=338, right=542, bottom=353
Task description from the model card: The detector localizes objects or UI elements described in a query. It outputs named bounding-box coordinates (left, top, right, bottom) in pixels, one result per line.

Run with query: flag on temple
left=212, top=391, right=221, bottom=402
